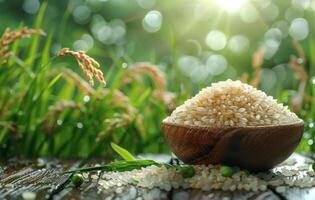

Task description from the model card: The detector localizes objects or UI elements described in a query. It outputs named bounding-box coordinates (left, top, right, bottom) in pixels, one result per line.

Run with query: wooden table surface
left=1, top=154, right=315, bottom=200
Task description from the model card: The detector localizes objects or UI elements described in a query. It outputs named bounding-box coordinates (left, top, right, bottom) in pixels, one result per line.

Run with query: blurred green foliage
left=0, top=0, right=315, bottom=158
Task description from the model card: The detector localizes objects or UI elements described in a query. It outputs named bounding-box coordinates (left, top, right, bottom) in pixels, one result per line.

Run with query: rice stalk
left=96, top=113, right=132, bottom=142
left=290, top=40, right=308, bottom=113
left=59, top=68, right=96, bottom=95
left=56, top=68, right=131, bottom=105
left=41, top=100, right=84, bottom=134
left=0, top=121, right=21, bottom=139
left=57, top=48, right=106, bottom=86
left=0, top=27, right=45, bottom=65
left=50, top=68, right=136, bottom=134
left=0, top=92, right=25, bottom=117
left=240, top=72, right=249, bottom=83
left=123, top=62, right=166, bottom=91
left=251, top=48, right=264, bottom=87
left=102, top=89, right=131, bottom=104
left=153, top=90, right=176, bottom=111
left=122, top=62, right=176, bottom=110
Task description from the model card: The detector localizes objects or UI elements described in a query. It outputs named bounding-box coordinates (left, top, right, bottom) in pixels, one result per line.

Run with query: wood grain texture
left=2, top=154, right=315, bottom=200
left=171, top=189, right=280, bottom=200
left=0, top=160, right=76, bottom=200
left=56, top=155, right=279, bottom=200
left=162, top=122, right=304, bottom=171
left=270, top=154, right=315, bottom=200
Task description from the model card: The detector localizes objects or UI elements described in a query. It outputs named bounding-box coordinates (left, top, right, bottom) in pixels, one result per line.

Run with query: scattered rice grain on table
left=163, top=79, right=302, bottom=127
left=89, top=159, right=315, bottom=194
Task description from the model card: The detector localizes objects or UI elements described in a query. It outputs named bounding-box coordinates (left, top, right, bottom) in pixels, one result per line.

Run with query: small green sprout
left=111, top=142, right=136, bottom=161
left=220, top=165, right=235, bottom=177
left=71, top=173, right=84, bottom=187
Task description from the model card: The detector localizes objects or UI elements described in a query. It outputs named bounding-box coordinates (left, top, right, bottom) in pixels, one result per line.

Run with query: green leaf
left=111, top=142, right=136, bottom=161
left=135, top=88, right=151, bottom=107
left=64, top=160, right=160, bottom=174
left=26, top=1, right=47, bottom=67
left=40, top=32, right=53, bottom=66
left=220, top=165, right=235, bottom=177
left=47, top=73, right=62, bottom=89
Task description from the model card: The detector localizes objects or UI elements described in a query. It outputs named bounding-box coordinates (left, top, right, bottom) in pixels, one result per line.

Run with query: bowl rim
left=162, top=121, right=304, bottom=130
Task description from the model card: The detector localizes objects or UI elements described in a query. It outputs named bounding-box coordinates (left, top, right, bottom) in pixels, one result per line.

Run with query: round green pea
left=71, top=173, right=84, bottom=187
left=179, top=165, right=195, bottom=178
left=220, top=165, right=235, bottom=177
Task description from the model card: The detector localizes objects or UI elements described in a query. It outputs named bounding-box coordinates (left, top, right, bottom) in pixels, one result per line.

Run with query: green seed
left=178, top=165, right=195, bottom=178
left=220, top=165, right=235, bottom=177
left=71, top=173, right=84, bottom=187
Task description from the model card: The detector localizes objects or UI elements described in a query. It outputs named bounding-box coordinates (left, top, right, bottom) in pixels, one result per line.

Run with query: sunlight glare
left=218, top=0, right=247, bottom=13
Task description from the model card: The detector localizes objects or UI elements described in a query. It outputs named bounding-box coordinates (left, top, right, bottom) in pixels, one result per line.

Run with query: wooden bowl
left=162, top=122, right=304, bottom=171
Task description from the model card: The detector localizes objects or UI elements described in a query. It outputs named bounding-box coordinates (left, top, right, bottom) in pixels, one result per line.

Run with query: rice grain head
left=57, top=48, right=106, bottom=86
left=0, top=27, right=45, bottom=65
left=124, top=62, right=167, bottom=91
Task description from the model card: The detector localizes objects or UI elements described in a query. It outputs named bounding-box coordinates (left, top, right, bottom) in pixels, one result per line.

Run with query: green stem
left=63, top=160, right=161, bottom=174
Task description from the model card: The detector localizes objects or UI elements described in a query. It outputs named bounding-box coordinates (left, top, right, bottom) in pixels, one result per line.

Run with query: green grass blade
left=63, top=160, right=160, bottom=174
left=8, top=23, right=24, bottom=66
left=26, top=1, right=47, bottom=67
left=111, top=142, right=136, bottom=161
left=40, top=31, right=53, bottom=66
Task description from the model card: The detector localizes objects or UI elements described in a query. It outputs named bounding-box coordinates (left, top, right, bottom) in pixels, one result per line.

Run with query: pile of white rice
left=164, top=79, right=302, bottom=127
left=86, top=157, right=315, bottom=195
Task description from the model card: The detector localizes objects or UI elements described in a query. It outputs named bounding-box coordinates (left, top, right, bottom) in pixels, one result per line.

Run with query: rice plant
left=1, top=0, right=315, bottom=159
left=0, top=24, right=171, bottom=158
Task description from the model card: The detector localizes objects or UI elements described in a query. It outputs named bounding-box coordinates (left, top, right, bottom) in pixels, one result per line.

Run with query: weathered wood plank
left=269, top=154, right=315, bottom=200
left=59, top=176, right=279, bottom=200
left=1, top=153, right=315, bottom=200
left=0, top=160, right=76, bottom=200
left=56, top=155, right=280, bottom=200
left=171, top=189, right=280, bottom=200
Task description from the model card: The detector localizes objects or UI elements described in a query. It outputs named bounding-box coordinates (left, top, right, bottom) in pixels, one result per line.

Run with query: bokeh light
left=205, top=30, right=227, bottom=51
left=254, top=0, right=271, bottom=9
left=261, top=69, right=277, bottom=93
left=289, top=18, right=309, bottom=40
left=273, top=64, right=287, bottom=83
left=263, top=38, right=280, bottom=60
left=178, top=56, right=200, bottom=77
left=73, top=34, right=94, bottom=51
left=142, top=10, right=163, bottom=33
left=206, top=54, right=228, bottom=76
left=240, top=3, right=259, bottom=23
left=228, top=35, right=250, bottom=54
left=136, top=0, right=156, bottom=9
left=261, top=3, right=279, bottom=21
left=91, top=15, right=126, bottom=45
left=292, top=0, right=310, bottom=9
left=73, top=5, right=91, bottom=24
left=190, top=65, right=211, bottom=83
left=285, top=6, right=304, bottom=22
left=272, top=21, right=289, bottom=38
left=264, top=28, right=282, bottom=42
left=217, top=0, right=247, bottom=13
left=23, top=0, right=40, bottom=14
